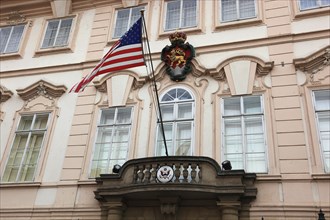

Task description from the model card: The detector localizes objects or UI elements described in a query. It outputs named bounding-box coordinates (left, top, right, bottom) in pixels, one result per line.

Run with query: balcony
left=94, top=156, right=257, bottom=220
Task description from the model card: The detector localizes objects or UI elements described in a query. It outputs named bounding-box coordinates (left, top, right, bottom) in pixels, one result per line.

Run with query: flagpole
left=140, top=10, right=169, bottom=157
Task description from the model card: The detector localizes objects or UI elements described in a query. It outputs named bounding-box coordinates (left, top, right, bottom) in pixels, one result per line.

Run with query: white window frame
left=112, top=6, right=145, bottom=38
left=0, top=24, right=25, bottom=54
left=2, top=113, right=50, bottom=182
left=41, top=17, right=74, bottom=49
left=299, top=0, right=330, bottom=10
left=164, top=0, right=198, bottom=31
left=312, top=89, right=330, bottom=173
left=221, top=95, right=268, bottom=173
left=220, top=0, right=257, bottom=23
left=155, top=87, right=195, bottom=156
left=89, top=107, right=133, bottom=178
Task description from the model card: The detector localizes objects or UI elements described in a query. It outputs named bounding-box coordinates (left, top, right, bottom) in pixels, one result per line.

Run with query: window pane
left=54, top=18, right=72, bottom=46
left=175, top=122, right=192, bottom=155
left=156, top=123, right=173, bottom=156
left=96, top=127, right=113, bottom=143
left=318, top=112, right=330, bottom=152
left=18, top=116, right=33, bottom=131
left=224, top=97, right=241, bottom=116
left=314, top=90, right=330, bottom=111
left=239, top=0, right=256, bottom=19
left=42, top=20, right=59, bottom=48
left=244, top=96, right=261, bottom=114
left=177, top=88, right=192, bottom=100
left=245, top=116, right=264, bottom=152
left=300, top=0, right=318, bottom=10
left=324, top=152, right=330, bottom=172
left=33, top=114, right=49, bottom=129
left=166, top=0, right=181, bottom=30
left=5, top=25, right=25, bottom=53
left=224, top=117, right=242, bottom=153
left=222, top=0, right=237, bottom=21
left=178, top=103, right=193, bottom=119
left=321, top=0, right=330, bottom=6
left=114, top=9, right=130, bottom=38
left=225, top=154, right=243, bottom=169
left=181, top=0, right=197, bottom=28
left=100, top=109, right=115, bottom=125
left=130, top=7, right=144, bottom=26
left=246, top=153, right=266, bottom=173
left=116, top=108, right=132, bottom=124
left=112, top=125, right=130, bottom=143
left=161, top=105, right=175, bottom=120
left=0, top=27, right=11, bottom=53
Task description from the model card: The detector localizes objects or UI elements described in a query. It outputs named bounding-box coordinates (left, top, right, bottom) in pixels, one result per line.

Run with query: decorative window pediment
left=294, top=46, right=330, bottom=85
left=0, top=85, right=14, bottom=103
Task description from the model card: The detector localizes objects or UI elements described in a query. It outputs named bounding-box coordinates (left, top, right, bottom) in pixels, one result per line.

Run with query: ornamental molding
left=0, top=85, right=14, bottom=103
left=293, top=46, right=330, bottom=76
left=209, top=55, right=274, bottom=81
left=16, top=80, right=67, bottom=101
left=6, top=11, right=26, bottom=25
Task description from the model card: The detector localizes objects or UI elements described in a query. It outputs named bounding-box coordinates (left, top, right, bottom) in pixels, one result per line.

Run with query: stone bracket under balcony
left=94, top=156, right=257, bottom=220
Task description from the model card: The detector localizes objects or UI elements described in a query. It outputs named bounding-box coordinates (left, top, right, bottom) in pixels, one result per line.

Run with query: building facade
left=0, top=0, right=329, bottom=219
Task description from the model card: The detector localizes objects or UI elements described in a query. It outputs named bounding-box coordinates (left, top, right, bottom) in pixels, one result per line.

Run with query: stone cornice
left=293, top=46, right=330, bottom=74
left=0, top=85, right=14, bottom=103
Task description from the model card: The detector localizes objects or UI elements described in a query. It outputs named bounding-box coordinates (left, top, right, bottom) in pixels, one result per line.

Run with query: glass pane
left=54, top=18, right=72, bottom=46
left=156, top=123, right=173, bottom=156
left=161, top=105, right=174, bottom=120
left=314, top=90, right=330, bottom=111
left=300, top=0, right=318, bottom=10
left=33, top=114, right=49, bottom=129
left=112, top=126, right=130, bottom=143
left=18, top=115, right=33, bottom=131
left=100, top=109, right=115, bottom=125
left=178, top=103, right=193, bottom=119
left=182, top=0, right=197, bottom=28
left=224, top=117, right=242, bottom=153
left=324, top=152, right=330, bottom=172
left=222, top=0, right=237, bottom=21
left=239, top=0, right=256, bottom=19
left=110, top=144, right=128, bottom=160
left=116, top=108, right=132, bottom=124
left=175, top=122, right=192, bottom=156
left=243, top=96, right=261, bottom=114
left=114, top=9, right=130, bottom=38
left=96, top=127, right=113, bottom=143
left=42, top=20, right=59, bottom=48
left=177, top=88, right=192, bottom=100
left=0, top=26, right=11, bottom=53
left=224, top=97, right=241, bottom=116
left=245, top=116, right=265, bottom=152
left=165, top=0, right=180, bottom=30
left=321, top=0, right=330, bottom=6
left=225, top=153, right=243, bottom=169
left=246, top=153, right=266, bottom=173
left=5, top=25, right=24, bottom=53
left=130, top=7, right=144, bottom=26
left=318, top=113, right=330, bottom=152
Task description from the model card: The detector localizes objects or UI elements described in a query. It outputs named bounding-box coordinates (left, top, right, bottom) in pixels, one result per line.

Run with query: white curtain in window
left=166, top=0, right=181, bottom=30
left=0, top=25, right=24, bottom=54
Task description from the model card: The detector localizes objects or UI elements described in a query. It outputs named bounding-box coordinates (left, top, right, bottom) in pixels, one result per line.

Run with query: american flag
left=70, top=17, right=145, bottom=93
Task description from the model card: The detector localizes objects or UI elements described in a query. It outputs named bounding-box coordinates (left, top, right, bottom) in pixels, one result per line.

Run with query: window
left=90, top=107, right=133, bottom=177
left=221, top=95, right=267, bottom=173
left=156, top=88, right=194, bottom=156
left=41, top=17, right=73, bottom=49
left=165, top=0, right=197, bottom=31
left=299, top=0, right=330, bottom=10
left=313, top=90, right=330, bottom=172
left=220, top=0, right=256, bottom=22
left=0, top=24, right=25, bottom=54
left=113, top=6, right=144, bottom=38
left=2, top=113, right=50, bottom=182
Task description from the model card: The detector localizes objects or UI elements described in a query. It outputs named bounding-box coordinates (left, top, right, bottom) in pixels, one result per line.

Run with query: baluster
left=190, top=163, right=197, bottom=183
left=150, top=163, right=157, bottom=183
left=198, top=164, right=202, bottom=182
left=182, top=163, right=189, bottom=183
left=133, top=165, right=138, bottom=184
left=174, top=163, right=181, bottom=183
left=144, top=164, right=151, bottom=183
left=137, top=165, right=145, bottom=183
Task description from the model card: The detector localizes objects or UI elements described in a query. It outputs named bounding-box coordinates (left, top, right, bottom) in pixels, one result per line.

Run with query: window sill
left=256, top=174, right=282, bottom=181
left=158, top=26, right=203, bottom=41
left=0, top=182, right=41, bottom=188
left=0, top=52, right=23, bottom=60
left=34, top=46, right=73, bottom=57
left=311, top=173, right=330, bottom=180
left=215, top=17, right=263, bottom=31
left=294, top=7, right=330, bottom=20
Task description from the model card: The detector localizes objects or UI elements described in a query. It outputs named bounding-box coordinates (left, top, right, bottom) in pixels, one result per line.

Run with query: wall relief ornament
left=161, top=31, right=195, bottom=82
